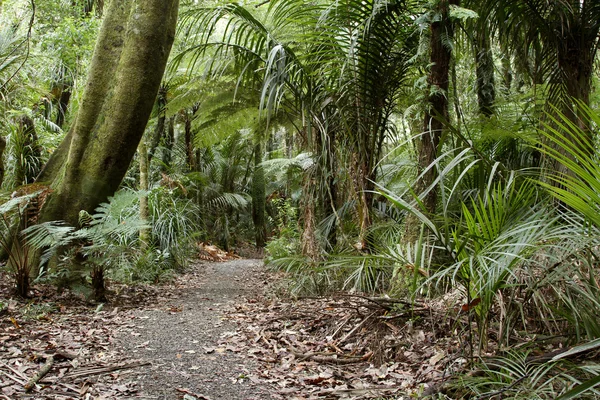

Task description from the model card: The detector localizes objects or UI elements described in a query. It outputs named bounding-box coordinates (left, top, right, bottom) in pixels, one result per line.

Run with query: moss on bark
left=39, top=0, right=179, bottom=226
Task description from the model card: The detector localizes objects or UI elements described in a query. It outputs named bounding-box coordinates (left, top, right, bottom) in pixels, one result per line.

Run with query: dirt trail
left=116, top=259, right=274, bottom=400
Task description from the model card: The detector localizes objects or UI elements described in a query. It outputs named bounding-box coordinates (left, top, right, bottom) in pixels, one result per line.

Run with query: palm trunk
left=417, top=0, right=457, bottom=215
left=474, top=28, right=495, bottom=117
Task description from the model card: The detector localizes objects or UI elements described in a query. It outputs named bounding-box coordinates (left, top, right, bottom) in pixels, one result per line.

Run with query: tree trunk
left=138, top=139, right=150, bottom=248
left=252, top=141, right=266, bottom=248
left=474, top=28, right=495, bottom=117
left=29, top=0, right=178, bottom=281
left=184, top=105, right=199, bottom=171
left=148, top=86, right=167, bottom=165
left=161, top=117, right=175, bottom=171
left=38, top=0, right=179, bottom=227
left=301, top=175, right=319, bottom=261
left=417, top=0, right=457, bottom=216
left=0, top=135, right=5, bottom=187
left=55, top=88, right=72, bottom=128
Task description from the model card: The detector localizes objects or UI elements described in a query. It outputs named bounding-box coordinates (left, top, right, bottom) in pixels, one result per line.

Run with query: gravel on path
left=116, top=259, right=274, bottom=400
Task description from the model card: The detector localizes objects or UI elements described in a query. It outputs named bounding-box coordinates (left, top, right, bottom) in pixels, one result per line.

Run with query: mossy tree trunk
left=37, top=0, right=179, bottom=227
left=148, top=85, right=167, bottom=165
left=29, top=0, right=179, bottom=283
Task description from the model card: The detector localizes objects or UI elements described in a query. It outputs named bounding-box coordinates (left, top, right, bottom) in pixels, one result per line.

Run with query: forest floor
left=0, top=258, right=462, bottom=399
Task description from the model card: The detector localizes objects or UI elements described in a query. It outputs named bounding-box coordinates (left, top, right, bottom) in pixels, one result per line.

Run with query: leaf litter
left=1, top=261, right=473, bottom=399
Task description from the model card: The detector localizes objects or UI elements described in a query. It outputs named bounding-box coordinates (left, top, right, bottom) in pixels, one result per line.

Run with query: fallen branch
left=292, top=351, right=373, bottom=364
left=337, top=312, right=376, bottom=345
left=337, top=294, right=425, bottom=309
left=378, top=308, right=429, bottom=320
left=24, top=355, right=54, bottom=392
left=64, top=361, right=150, bottom=380
left=316, top=384, right=401, bottom=395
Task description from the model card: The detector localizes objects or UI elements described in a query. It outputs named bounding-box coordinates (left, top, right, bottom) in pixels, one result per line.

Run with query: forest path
left=116, top=259, right=274, bottom=400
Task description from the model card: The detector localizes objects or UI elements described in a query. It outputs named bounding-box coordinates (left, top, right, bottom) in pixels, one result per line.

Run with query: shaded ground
left=1, top=258, right=465, bottom=399
left=115, top=259, right=274, bottom=399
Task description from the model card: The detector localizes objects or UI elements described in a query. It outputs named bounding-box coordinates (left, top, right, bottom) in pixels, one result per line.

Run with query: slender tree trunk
left=325, top=129, right=338, bottom=250
left=252, top=140, right=266, bottom=248
left=138, top=139, right=150, bottom=248
left=0, top=135, right=5, bottom=187
left=161, top=117, right=175, bottom=171
left=184, top=105, right=199, bottom=171
left=55, top=88, right=71, bottom=128
left=500, top=43, right=512, bottom=93
left=417, top=0, right=457, bottom=215
left=301, top=175, right=319, bottom=261
left=147, top=85, right=166, bottom=165
left=474, top=28, right=495, bottom=117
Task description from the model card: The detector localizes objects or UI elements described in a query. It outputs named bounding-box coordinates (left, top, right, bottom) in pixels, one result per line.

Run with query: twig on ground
left=1, top=369, right=26, bottom=385
left=64, top=361, right=151, bottom=380
left=316, top=384, right=401, bottom=395
left=24, top=355, right=54, bottom=392
left=292, top=351, right=373, bottom=364
left=338, top=312, right=376, bottom=345
left=1, top=361, right=29, bottom=380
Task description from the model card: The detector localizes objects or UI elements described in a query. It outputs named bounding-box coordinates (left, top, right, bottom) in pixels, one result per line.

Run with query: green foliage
left=265, top=197, right=300, bottom=263
left=457, top=350, right=600, bottom=399
left=0, top=194, right=37, bottom=297
left=148, top=186, right=199, bottom=268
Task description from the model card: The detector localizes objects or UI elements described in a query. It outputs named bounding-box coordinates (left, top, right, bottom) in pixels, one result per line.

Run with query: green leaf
left=551, top=338, right=600, bottom=362
left=449, top=5, right=478, bottom=21
left=555, top=374, right=600, bottom=400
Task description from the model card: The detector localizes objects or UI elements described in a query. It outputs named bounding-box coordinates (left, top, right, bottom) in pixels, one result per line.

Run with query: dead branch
left=292, top=351, right=373, bottom=365
left=64, top=361, right=151, bottom=380
left=336, top=293, right=425, bottom=310
left=337, top=312, right=376, bottom=345
left=24, top=355, right=54, bottom=392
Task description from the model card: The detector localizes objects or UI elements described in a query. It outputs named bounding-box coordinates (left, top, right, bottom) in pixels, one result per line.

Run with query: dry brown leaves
left=0, top=272, right=167, bottom=399
left=220, top=294, right=468, bottom=399
left=197, top=242, right=241, bottom=262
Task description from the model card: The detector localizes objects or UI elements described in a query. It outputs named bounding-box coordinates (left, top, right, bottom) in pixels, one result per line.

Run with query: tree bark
left=417, top=0, right=457, bottom=216
left=161, top=117, right=175, bottom=171
left=252, top=140, right=266, bottom=248
left=148, top=85, right=167, bottom=165
left=38, top=0, right=179, bottom=227
left=55, top=87, right=71, bottom=128
left=138, top=139, right=150, bottom=248
left=474, top=27, right=495, bottom=117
